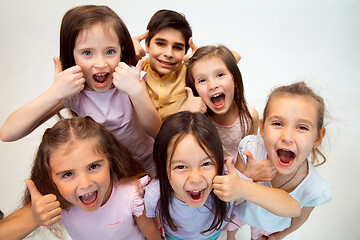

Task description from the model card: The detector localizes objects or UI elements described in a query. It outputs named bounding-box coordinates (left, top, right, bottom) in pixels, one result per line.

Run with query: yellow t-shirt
left=142, top=59, right=187, bottom=120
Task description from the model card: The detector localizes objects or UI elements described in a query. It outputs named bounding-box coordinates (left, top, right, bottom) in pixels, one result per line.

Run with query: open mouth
left=211, top=93, right=225, bottom=109
left=186, top=188, right=206, bottom=203
left=276, top=149, right=296, bottom=167
left=93, top=73, right=109, bottom=87
left=79, top=190, right=98, bottom=208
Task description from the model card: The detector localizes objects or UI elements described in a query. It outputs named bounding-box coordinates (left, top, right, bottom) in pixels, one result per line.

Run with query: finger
left=135, top=58, right=146, bottom=72
left=225, top=157, right=236, bottom=174
left=135, top=30, right=149, bottom=41
left=25, top=179, right=43, bottom=201
left=243, top=151, right=254, bottom=163
left=188, top=37, right=198, bottom=52
left=185, top=87, right=194, bottom=98
left=53, top=57, right=63, bottom=74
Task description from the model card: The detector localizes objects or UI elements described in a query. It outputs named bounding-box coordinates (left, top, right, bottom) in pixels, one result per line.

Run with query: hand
left=51, top=57, right=85, bottom=100
left=25, top=179, right=62, bottom=227
left=183, top=37, right=198, bottom=62
left=179, top=87, right=207, bottom=113
left=213, top=157, right=245, bottom=202
left=113, top=58, right=146, bottom=97
left=132, top=31, right=149, bottom=61
left=243, top=151, right=277, bottom=182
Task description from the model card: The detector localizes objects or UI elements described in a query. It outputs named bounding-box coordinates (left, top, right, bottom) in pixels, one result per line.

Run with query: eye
left=82, top=50, right=92, bottom=56
left=298, top=125, right=309, bottom=131
left=271, top=121, right=282, bottom=127
left=197, top=78, right=206, bottom=84
left=174, top=165, right=187, bottom=170
left=174, top=45, right=184, bottom=51
left=62, top=172, right=74, bottom=179
left=89, top=163, right=100, bottom=170
left=217, top=73, right=225, bottom=78
left=156, top=42, right=165, bottom=47
left=106, top=49, right=115, bottom=55
left=202, top=161, right=213, bottom=167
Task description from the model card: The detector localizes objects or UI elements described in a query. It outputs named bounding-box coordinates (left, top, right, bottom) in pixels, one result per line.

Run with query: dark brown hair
left=22, top=117, right=144, bottom=210
left=59, top=5, right=136, bottom=70
left=145, top=9, right=192, bottom=53
left=153, top=111, right=229, bottom=235
left=186, top=45, right=254, bottom=136
left=262, top=81, right=327, bottom=166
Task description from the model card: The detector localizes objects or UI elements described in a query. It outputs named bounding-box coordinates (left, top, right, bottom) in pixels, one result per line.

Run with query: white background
left=0, top=0, right=359, bottom=239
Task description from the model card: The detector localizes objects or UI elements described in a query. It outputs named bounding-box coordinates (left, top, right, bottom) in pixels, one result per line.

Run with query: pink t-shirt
left=62, top=87, right=153, bottom=161
left=61, top=176, right=150, bottom=240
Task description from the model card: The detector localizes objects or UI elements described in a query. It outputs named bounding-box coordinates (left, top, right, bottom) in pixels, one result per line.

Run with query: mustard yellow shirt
left=143, top=59, right=187, bottom=120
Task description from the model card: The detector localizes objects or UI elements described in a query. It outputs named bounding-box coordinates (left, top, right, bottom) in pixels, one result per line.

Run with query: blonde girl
left=0, top=117, right=161, bottom=240
left=228, top=82, right=333, bottom=240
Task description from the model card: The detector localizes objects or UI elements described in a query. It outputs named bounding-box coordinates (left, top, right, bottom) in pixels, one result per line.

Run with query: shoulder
left=144, top=179, right=161, bottom=217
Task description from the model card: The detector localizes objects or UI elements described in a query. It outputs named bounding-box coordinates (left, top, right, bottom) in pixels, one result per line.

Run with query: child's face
left=145, top=28, right=186, bottom=76
left=73, top=22, right=121, bottom=93
left=260, top=95, right=325, bottom=176
left=192, top=56, right=236, bottom=116
left=50, top=138, right=112, bottom=212
left=167, top=134, right=217, bottom=208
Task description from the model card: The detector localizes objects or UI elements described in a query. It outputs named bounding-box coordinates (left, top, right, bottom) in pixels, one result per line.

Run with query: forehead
left=151, top=28, right=186, bottom=44
left=76, top=22, right=119, bottom=44
left=267, top=95, right=318, bottom=122
left=193, top=56, right=227, bottom=73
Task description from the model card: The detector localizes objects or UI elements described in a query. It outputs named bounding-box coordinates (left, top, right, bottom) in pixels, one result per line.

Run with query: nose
left=78, top=173, right=92, bottom=189
left=208, top=78, right=219, bottom=90
left=163, top=46, right=173, bottom=58
left=281, top=127, right=294, bottom=144
left=94, top=55, right=108, bottom=68
left=188, top=169, right=203, bottom=185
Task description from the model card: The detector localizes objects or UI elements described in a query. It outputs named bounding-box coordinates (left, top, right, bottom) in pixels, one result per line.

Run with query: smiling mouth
left=187, top=188, right=206, bottom=203
left=277, top=149, right=296, bottom=167
left=93, top=73, right=109, bottom=87
left=211, top=93, right=225, bottom=109
left=158, top=59, right=176, bottom=67
left=79, top=190, right=98, bottom=208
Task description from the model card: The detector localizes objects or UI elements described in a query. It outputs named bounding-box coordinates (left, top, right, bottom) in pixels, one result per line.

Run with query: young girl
left=0, top=5, right=161, bottom=176
left=228, top=82, right=333, bottom=240
left=144, top=111, right=301, bottom=240
left=0, top=117, right=161, bottom=240
left=186, top=45, right=275, bottom=181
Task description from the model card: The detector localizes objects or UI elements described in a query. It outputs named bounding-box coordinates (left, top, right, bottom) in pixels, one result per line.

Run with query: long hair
left=186, top=45, right=254, bottom=136
left=22, top=117, right=144, bottom=210
left=262, top=81, right=327, bottom=166
left=59, top=5, right=136, bottom=70
left=153, top=111, right=229, bottom=234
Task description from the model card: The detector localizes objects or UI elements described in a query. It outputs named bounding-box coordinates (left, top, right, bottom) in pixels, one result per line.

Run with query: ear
left=145, top=39, right=149, bottom=53
left=259, top=119, right=264, bottom=138
left=314, top=127, right=326, bottom=148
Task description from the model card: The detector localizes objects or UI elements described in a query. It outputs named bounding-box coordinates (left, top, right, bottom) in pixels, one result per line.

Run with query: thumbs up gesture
left=25, top=179, right=62, bottom=227
left=242, top=151, right=277, bottom=182
left=51, top=57, right=85, bottom=100
left=113, top=58, right=146, bottom=96
left=179, top=87, right=207, bottom=113
left=132, top=31, right=149, bottom=61
left=183, top=37, right=199, bottom=62
left=212, top=158, right=248, bottom=202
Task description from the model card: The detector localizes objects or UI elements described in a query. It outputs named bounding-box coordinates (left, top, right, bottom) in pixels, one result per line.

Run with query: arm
left=0, top=179, right=62, bottom=240
left=264, top=207, right=314, bottom=240
left=134, top=211, right=162, bottom=240
left=250, top=108, right=259, bottom=135
left=0, top=57, right=85, bottom=141
left=113, top=59, right=161, bottom=138
left=213, top=159, right=300, bottom=217
left=234, top=152, right=277, bottom=182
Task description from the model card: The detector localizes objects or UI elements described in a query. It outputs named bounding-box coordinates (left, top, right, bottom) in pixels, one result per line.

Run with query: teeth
left=83, top=192, right=94, bottom=197
left=95, top=73, right=107, bottom=77
left=212, top=93, right=222, bottom=98
left=189, top=189, right=202, bottom=193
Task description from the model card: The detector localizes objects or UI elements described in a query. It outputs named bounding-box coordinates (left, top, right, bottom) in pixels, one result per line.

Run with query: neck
left=210, top=103, right=238, bottom=125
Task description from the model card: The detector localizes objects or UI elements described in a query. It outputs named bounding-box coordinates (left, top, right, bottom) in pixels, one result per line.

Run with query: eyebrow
left=154, top=37, right=185, bottom=47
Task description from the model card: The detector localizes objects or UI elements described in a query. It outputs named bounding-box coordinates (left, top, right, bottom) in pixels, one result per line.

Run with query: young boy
left=133, top=10, right=240, bottom=120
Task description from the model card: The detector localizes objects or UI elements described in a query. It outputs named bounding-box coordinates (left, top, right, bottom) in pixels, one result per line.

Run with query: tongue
left=211, top=94, right=225, bottom=107
left=81, top=191, right=97, bottom=205
left=94, top=75, right=107, bottom=83
left=278, top=150, right=294, bottom=163
left=190, top=191, right=201, bottom=200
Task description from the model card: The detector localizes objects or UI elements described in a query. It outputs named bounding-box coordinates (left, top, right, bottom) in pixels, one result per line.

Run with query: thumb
left=188, top=37, right=198, bottom=52
left=135, top=58, right=146, bottom=72
left=25, top=179, right=43, bottom=202
left=53, top=57, right=63, bottom=74
left=185, top=87, right=195, bottom=98
left=136, top=30, right=149, bottom=41
left=243, top=151, right=254, bottom=163
left=225, top=157, right=236, bottom=174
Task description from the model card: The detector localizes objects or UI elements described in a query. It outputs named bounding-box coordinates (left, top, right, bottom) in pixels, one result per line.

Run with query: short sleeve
left=144, top=179, right=161, bottom=218
left=132, top=175, right=151, bottom=217
left=302, top=177, right=333, bottom=207
left=238, top=135, right=267, bottom=165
